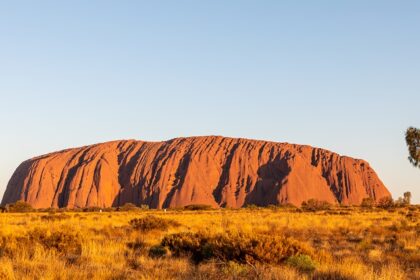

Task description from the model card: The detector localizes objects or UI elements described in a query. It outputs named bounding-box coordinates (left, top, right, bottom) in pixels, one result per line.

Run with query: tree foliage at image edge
left=405, top=127, right=420, bottom=168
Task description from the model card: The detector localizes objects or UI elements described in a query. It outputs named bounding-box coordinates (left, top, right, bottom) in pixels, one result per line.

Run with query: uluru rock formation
left=1, top=136, right=391, bottom=209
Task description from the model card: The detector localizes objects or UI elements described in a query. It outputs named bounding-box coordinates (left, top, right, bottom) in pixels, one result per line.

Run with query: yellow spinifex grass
left=0, top=206, right=418, bottom=280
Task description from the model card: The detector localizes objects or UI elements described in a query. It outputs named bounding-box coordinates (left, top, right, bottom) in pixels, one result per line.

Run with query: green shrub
left=139, top=204, right=150, bottom=210
left=119, top=203, right=139, bottom=211
left=7, top=201, right=33, bottom=213
left=301, top=199, right=331, bottom=211
left=286, top=254, right=317, bottom=272
left=129, top=215, right=180, bottom=232
left=118, top=203, right=149, bottom=211
left=377, top=196, right=394, bottom=209
left=184, top=204, right=214, bottom=211
left=222, top=261, right=250, bottom=277
left=361, top=197, right=375, bottom=208
left=161, top=231, right=313, bottom=264
left=148, top=244, right=168, bottom=258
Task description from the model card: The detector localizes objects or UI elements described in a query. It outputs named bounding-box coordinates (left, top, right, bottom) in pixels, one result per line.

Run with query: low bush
left=286, top=254, right=317, bottom=272
left=119, top=203, right=138, bottom=211
left=222, top=261, right=250, bottom=277
left=361, top=197, right=375, bottom=208
left=184, top=204, right=214, bottom=211
left=29, top=228, right=82, bottom=257
left=377, top=197, right=394, bottom=209
left=127, top=239, right=148, bottom=255
left=82, top=206, right=102, bottom=212
left=277, top=203, right=298, bottom=210
left=118, top=203, right=149, bottom=211
left=265, top=204, right=298, bottom=212
left=129, top=215, right=180, bottom=232
left=244, top=204, right=260, bottom=210
left=161, top=231, right=313, bottom=264
left=149, top=244, right=168, bottom=258
left=301, top=199, right=331, bottom=211
left=6, top=201, right=33, bottom=213
left=37, top=207, right=57, bottom=213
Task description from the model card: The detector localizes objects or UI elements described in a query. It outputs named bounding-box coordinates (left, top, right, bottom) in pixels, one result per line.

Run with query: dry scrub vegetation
left=0, top=204, right=419, bottom=280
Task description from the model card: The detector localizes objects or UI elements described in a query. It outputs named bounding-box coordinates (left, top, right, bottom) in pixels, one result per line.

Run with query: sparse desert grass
left=161, top=231, right=314, bottom=264
left=0, top=206, right=418, bottom=280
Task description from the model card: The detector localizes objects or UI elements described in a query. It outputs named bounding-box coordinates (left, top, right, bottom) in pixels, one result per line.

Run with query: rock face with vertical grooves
left=1, top=136, right=391, bottom=208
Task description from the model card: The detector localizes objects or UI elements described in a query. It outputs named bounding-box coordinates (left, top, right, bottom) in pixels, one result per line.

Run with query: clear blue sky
left=1, top=1, right=419, bottom=203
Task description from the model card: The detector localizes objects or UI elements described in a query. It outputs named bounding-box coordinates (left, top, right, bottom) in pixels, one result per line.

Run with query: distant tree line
left=0, top=193, right=413, bottom=214
left=361, top=192, right=412, bottom=209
